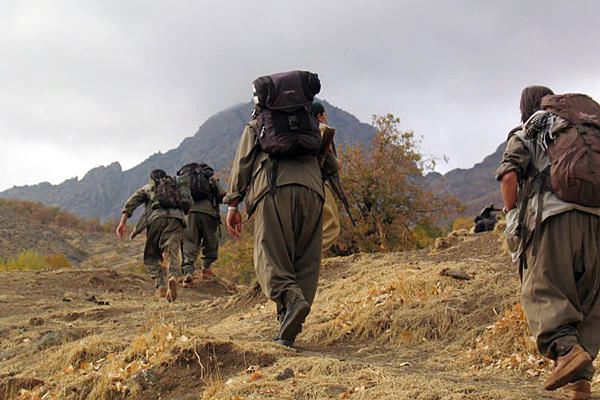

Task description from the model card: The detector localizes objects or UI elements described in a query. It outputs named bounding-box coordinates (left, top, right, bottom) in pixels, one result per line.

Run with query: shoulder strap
left=268, top=157, right=279, bottom=195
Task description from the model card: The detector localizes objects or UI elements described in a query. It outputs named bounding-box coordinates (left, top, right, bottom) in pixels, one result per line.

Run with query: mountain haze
left=428, top=142, right=505, bottom=217
left=1, top=101, right=376, bottom=221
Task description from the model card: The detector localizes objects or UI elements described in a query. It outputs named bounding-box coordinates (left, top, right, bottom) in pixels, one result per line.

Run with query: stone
left=38, top=331, right=64, bottom=349
left=29, top=317, right=44, bottom=326
left=37, top=328, right=87, bottom=349
left=0, top=348, right=19, bottom=361
left=276, top=368, right=294, bottom=381
left=130, top=369, right=159, bottom=390
left=440, top=268, right=471, bottom=281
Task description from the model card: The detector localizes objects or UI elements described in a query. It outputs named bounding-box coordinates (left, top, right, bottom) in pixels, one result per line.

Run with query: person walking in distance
left=177, top=162, right=226, bottom=286
left=117, top=169, right=192, bottom=302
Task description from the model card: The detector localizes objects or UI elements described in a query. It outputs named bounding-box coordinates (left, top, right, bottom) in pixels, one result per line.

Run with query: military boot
left=149, top=265, right=166, bottom=296
left=155, top=286, right=167, bottom=297
left=562, top=380, right=591, bottom=400
left=276, top=304, right=287, bottom=324
left=200, top=268, right=215, bottom=279
left=544, top=345, right=593, bottom=391
left=181, top=264, right=195, bottom=288
left=182, top=273, right=194, bottom=288
left=274, top=300, right=310, bottom=347
left=166, top=277, right=178, bottom=303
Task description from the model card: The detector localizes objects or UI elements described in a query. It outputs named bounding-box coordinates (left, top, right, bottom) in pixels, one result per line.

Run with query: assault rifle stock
left=318, top=124, right=336, bottom=167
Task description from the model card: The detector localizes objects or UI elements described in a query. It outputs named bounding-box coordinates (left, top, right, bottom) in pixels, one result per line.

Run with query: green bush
left=0, top=250, right=73, bottom=271
left=2, top=250, right=48, bottom=271
left=45, top=253, right=73, bottom=269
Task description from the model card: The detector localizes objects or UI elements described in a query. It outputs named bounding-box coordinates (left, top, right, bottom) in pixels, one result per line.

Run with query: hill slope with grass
left=0, top=199, right=143, bottom=269
left=1, top=229, right=589, bottom=399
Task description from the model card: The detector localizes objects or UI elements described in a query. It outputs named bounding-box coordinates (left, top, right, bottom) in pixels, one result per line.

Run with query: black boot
left=274, top=300, right=310, bottom=347
left=276, top=304, right=287, bottom=324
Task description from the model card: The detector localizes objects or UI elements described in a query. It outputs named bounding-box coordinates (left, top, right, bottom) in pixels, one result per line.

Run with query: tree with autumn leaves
left=334, top=114, right=463, bottom=254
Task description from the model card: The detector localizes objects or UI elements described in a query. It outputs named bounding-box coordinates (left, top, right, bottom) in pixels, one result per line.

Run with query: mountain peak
left=0, top=102, right=375, bottom=221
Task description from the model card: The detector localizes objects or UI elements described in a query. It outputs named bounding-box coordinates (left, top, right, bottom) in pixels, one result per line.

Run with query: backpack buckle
left=288, top=115, right=299, bottom=131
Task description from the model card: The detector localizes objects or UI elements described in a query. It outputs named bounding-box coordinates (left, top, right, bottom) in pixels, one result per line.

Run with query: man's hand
left=116, top=214, right=128, bottom=239
left=227, top=209, right=242, bottom=238
left=500, top=171, right=518, bottom=212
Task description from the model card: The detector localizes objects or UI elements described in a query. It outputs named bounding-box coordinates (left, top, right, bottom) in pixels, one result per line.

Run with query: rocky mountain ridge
left=1, top=100, right=376, bottom=221
left=428, top=142, right=505, bottom=217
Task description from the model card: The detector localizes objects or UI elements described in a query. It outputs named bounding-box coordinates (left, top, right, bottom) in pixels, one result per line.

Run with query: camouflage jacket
left=122, top=179, right=193, bottom=239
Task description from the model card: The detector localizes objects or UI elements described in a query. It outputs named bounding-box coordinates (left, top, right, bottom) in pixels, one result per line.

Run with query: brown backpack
left=541, top=93, right=600, bottom=207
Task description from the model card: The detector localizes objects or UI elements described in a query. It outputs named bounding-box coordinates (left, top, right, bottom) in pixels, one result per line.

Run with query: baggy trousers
left=253, top=185, right=323, bottom=312
left=522, top=210, right=600, bottom=379
left=144, top=217, right=184, bottom=287
left=322, top=182, right=341, bottom=253
left=181, top=212, right=219, bottom=274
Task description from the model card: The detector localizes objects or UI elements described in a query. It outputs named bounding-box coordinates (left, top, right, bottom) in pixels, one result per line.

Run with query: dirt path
left=0, top=233, right=593, bottom=399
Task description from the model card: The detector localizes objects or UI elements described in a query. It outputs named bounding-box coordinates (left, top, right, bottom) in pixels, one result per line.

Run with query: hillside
left=428, top=142, right=505, bottom=217
left=0, top=101, right=376, bottom=222
left=0, top=230, right=586, bottom=399
left=0, top=199, right=143, bottom=268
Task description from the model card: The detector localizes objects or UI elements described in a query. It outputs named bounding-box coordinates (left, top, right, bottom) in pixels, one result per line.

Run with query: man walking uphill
left=177, top=162, right=226, bottom=286
left=117, top=169, right=192, bottom=302
left=225, top=70, right=324, bottom=347
left=497, top=86, right=600, bottom=399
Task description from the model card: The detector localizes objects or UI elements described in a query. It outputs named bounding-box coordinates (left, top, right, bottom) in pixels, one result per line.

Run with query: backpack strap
left=268, top=157, right=279, bottom=195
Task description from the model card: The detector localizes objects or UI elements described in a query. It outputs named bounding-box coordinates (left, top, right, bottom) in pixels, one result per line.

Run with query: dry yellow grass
left=2, top=230, right=569, bottom=400
left=302, top=257, right=467, bottom=345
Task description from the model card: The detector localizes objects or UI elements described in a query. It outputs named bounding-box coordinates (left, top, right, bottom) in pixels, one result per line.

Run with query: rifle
left=318, top=124, right=336, bottom=167
left=318, top=124, right=356, bottom=226
left=210, top=178, right=223, bottom=239
left=328, top=175, right=357, bottom=227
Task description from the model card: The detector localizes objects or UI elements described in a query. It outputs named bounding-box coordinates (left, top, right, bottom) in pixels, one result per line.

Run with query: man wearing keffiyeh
left=496, top=86, right=600, bottom=399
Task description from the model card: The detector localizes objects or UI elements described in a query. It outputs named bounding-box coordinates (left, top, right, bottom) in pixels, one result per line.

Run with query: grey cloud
left=2, top=0, right=600, bottom=189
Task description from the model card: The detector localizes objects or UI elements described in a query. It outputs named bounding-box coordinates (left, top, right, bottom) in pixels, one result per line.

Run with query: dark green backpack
left=152, top=175, right=184, bottom=210
left=177, top=163, right=214, bottom=202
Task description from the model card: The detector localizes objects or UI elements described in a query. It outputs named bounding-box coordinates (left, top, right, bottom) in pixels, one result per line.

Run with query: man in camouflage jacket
left=117, top=169, right=192, bottom=302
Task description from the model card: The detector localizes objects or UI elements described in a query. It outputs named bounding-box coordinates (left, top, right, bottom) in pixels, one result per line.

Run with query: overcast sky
left=2, top=0, right=600, bottom=191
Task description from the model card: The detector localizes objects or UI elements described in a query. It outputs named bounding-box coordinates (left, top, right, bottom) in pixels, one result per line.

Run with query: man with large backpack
left=496, top=86, right=600, bottom=399
left=224, top=70, right=324, bottom=347
left=177, top=162, right=226, bottom=286
left=116, top=169, right=193, bottom=302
